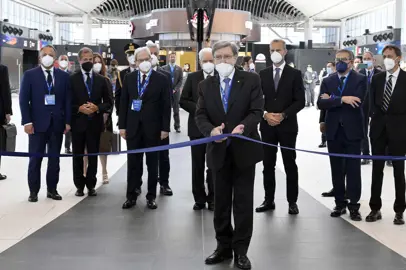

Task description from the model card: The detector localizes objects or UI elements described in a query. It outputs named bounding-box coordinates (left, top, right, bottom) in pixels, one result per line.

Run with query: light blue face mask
left=364, top=60, right=373, bottom=68
left=326, top=67, right=333, bottom=74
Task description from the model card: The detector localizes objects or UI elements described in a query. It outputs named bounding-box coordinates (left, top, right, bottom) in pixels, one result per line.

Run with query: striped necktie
left=382, top=75, right=393, bottom=111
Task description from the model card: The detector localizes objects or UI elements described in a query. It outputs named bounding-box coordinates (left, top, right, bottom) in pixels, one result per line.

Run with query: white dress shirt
left=81, top=68, right=93, bottom=82
left=130, top=67, right=135, bottom=72
left=203, top=71, right=214, bottom=79
left=386, top=67, right=400, bottom=93
left=273, top=61, right=286, bottom=78
left=219, top=68, right=235, bottom=91
left=41, top=66, right=55, bottom=85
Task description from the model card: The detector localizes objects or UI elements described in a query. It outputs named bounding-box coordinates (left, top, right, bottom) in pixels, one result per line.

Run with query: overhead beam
left=297, top=20, right=342, bottom=27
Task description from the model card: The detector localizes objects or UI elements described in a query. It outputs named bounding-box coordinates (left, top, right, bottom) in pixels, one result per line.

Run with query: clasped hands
left=210, top=123, right=244, bottom=143
left=320, top=93, right=361, bottom=108
left=264, top=113, right=284, bottom=126
left=79, top=102, right=99, bottom=115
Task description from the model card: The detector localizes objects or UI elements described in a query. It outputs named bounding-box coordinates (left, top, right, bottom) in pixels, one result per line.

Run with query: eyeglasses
left=335, top=57, right=350, bottom=62
left=214, top=55, right=234, bottom=62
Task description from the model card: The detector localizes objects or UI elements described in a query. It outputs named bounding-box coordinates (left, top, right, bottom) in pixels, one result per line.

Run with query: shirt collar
left=273, top=61, right=286, bottom=71
left=81, top=68, right=92, bottom=77
left=41, top=65, right=54, bottom=74
left=204, top=71, right=214, bottom=79
left=387, top=67, right=400, bottom=78
left=219, top=68, right=235, bottom=83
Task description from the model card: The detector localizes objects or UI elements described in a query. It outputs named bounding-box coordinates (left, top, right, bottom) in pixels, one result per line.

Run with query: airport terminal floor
left=1, top=91, right=406, bottom=270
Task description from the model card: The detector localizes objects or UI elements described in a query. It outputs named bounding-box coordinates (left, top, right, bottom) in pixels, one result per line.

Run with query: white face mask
left=93, top=63, right=102, bottom=73
left=270, top=51, right=283, bottom=64
left=139, top=61, right=152, bottom=73
left=307, top=68, right=313, bottom=73
left=151, top=55, right=159, bottom=67
left=184, top=65, right=189, bottom=70
left=59, top=60, right=68, bottom=69
left=215, top=63, right=234, bottom=77
left=202, top=62, right=215, bottom=74
left=384, top=58, right=396, bottom=71
left=249, top=63, right=255, bottom=70
left=41, top=55, right=54, bottom=68
left=128, top=55, right=135, bottom=65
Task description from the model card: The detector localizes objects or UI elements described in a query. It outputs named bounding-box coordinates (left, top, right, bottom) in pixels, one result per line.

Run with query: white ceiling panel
left=17, top=0, right=105, bottom=15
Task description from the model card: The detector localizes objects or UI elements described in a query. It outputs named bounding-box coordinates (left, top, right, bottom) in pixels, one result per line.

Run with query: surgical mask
left=249, top=63, right=255, bottom=70
left=184, top=65, right=189, bottom=70
left=326, top=67, right=333, bottom=74
left=59, top=60, right=68, bottom=69
left=202, top=62, right=215, bottom=74
left=307, top=68, right=313, bottom=73
left=139, top=61, right=152, bottom=73
left=384, top=58, right=396, bottom=71
left=127, top=55, right=135, bottom=65
left=41, top=55, right=54, bottom=68
left=354, top=63, right=359, bottom=69
left=111, top=65, right=117, bottom=70
left=336, top=61, right=348, bottom=73
left=81, top=62, right=93, bottom=72
left=270, top=51, right=283, bottom=64
left=215, top=63, right=234, bottom=77
left=93, top=63, right=102, bottom=73
left=364, top=60, right=373, bottom=68
left=151, top=55, right=159, bottom=67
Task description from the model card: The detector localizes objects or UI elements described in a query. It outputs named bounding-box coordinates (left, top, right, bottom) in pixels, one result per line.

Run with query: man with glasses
left=317, top=49, right=366, bottom=221
left=196, top=41, right=263, bottom=269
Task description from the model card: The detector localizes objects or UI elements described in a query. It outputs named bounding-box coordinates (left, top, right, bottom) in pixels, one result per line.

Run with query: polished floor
left=1, top=93, right=406, bottom=269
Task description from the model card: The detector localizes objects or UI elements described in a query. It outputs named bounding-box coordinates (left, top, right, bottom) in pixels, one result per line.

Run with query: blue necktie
left=274, top=68, right=280, bottom=90
left=222, top=77, right=231, bottom=113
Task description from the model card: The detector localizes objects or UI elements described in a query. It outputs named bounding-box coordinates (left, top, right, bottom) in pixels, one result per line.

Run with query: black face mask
left=81, top=61, right=93, bottom=72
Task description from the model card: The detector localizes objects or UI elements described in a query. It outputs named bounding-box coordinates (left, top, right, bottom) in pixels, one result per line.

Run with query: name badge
left=131, top=99, right=142, bottom=112
left=45, top=94, right=56, bottom=105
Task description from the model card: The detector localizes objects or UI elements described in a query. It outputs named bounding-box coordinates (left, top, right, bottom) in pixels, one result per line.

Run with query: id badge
left=45, top=94, right=56, bottom=105
left=131, top=99, right=142, bottom=111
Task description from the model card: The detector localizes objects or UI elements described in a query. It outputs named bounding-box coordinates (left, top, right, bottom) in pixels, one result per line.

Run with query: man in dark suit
left=256, top=39, right=305, bottom=215
left=317, top=49, right=366, bottom=221
left=367, top=45, right=406, bottom=225
left=162, top=52, right=183, bottom=133
left=359, top=51, right=381, bottom=165
left=58, top=54, right=73, bottom=154
left=19, top=45, right=71, bottom=202
left=148, top=41, right=173, bottom=196
left=0, top=64, right=12, bottom=180
left=180, top=47, right=216, bottom=211
left=115, top=43, right=139, bottom=116
left=196, top=41, right=263, bottom=270
left=119, top=47, right=171, bottom=210
left=70, top=47, right=113, bottom=197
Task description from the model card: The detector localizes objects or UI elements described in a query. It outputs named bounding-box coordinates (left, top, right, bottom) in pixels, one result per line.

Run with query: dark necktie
left=142, top=74, right=147, bottom=86
left=340, top=76, right=346, bottom=88
left=85, top=72, right=91, bottom=97
left=274, top=68, right=280, bottom=90
left=46, top=70, right=52, bottom=86
left=382, top=75, right=393, bottom=111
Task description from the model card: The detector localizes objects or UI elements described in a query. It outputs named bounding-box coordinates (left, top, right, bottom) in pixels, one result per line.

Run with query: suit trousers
left=305, top=86, right=315, bottom=105
left=28, top=120, right=63, bottom=193
left=370, top=131, right=406, bottom=213
left=262, top=128, right=298, bottom=204
left=172, top=91, right=181, bottom=129
left=72, top=128, right=101, bottom=190
left=327, top=126, right=361, bottom=210
left=0, top=125, right=6, bottom=170
left=361, top=117, right=370, bottom=156
left=158, top=136, right=170, bottom=187
left=126, top=128, right=159, bottom=201
left=213, top=147, right=255, bottom=255
left=190, top=136, right=214, bottom=204
left=64, top=131, right=72, bottom=150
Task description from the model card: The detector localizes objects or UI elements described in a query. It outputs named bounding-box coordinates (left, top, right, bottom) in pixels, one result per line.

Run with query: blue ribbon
left=2, top=134, right=406, bottom=160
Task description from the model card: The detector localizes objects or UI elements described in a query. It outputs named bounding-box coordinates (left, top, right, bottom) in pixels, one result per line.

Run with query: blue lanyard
left=137, top=70, right=152, bottom=98
left=337, top=72, right=350, bottom=96
left=220, top=79, right=233, bottom=112
left=83, top=74, right=93, bottom=97
left=368, top=70, right=374, bottom=84
left=46, top=81, right=53, bottom=95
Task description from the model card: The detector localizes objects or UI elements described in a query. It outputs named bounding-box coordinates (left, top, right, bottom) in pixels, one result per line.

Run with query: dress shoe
left=321, top=188, right=334, bottom=197
left=88, top=188, right=97, bottom=196
left=175, top=128, right=181, bottom=133
left=160, top=186, right=173, bottom=196
left=318, top=142, right=326, bottom=148
left=135, top=188, right=142, bottom=195
left=386, top=160, right=393, bottom=167
left=122, top=199, right=137, bottom=209
left=28, top=192, right=38, bottom=202
left=288, top=203, right=299, bottom=215
left=331, top=206, right=346, bottom=217
left=65, top=148, right=72, bottom=154
left=255, top=201, right=275, bottom=212
left=75, top=189, right=85, bottom=197
left=193, top=203, right=205, bottom=210
left=47, top=190, right=62, bottom=200
left=349, top=209, right=362, bottom=221
left=147, top=199, right=158, bottom=209
left=205, top=249, right=233, bottom=265
left=366, top=210, right=382, bottom=222
left=394, top=213, right=405, bottom=225
left=235, top=254, right=252, bottom=270
left=208, top=202, right=215, bottom=211
left=0, top=174, right=7, bottom=180
left=361, top=159, right=371, bottom=165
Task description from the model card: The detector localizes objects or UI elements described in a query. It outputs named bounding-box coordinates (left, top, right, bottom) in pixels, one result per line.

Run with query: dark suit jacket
left=156, top=67, right=173, bottom=98
left=118, top=70, right=171, bottom=141
left=195, top=69, right=264, bottom=170
left=370, top=68, right=406, bottom=141
left=359, top=67, right=381, bottom=118
left=259, top=64, right=305, bottom=134
left=317, top=71, right=366, bottom=141
left=180, top=70, right=218, bottom=138
left=115, top=67, right=132, bottom=115
left=162, top=64, right=183, bottom=91
left=0, top=65, right=12, bottom=125
left=70, top=71, right=113, bottom=134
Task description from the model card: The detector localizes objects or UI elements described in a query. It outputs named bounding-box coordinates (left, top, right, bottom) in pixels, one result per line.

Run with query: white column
left=54, top=21, right=61, bottom=45
left=82, top=14, right=92, bottom=45
left=340, top=19, right=346, bottom=49
left=304, top=18, right=314, bottom=42
left=395, top=0, right=403, bottom=28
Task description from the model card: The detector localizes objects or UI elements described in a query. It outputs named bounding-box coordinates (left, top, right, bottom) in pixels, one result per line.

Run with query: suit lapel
left=275, top=66, right=288, bottom=94
left=268, top=67, right=276, bottom=93
left=228, top=70, right=244, bottom=111
left=37, top=67, right=47, bottom=93
left=211, top=75, right=225, bottom=114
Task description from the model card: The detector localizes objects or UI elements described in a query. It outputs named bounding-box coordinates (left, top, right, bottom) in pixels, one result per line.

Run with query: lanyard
left=46, top=81, right=53, bottom=95
left=220, top=79, right=233, bottom=112
left=83, top=74, right=93, bottom=97
left=137, top=70, right=152, bottom=98
left=368, top=69, right=374, bottom=84
left=337, top=72, right=350, bottom=96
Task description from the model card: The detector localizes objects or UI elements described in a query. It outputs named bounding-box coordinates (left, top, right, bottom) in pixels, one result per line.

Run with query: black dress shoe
left=387, top=160, right=393, bottom=167
left=235, top=254, right=252, bottom=270
left=175, top=128, right=181, bottom=133
left=361, top=159, right=371, bottom=165
left=366, top=210, right=382, bottom=222
left=394, top=213, right=405, bottom=225
left=147, top=199, right=158, bottom=209
left=349, top=209, right=362, bottom=221
left=65, top=148, right=72, bottom=154
left=28, top=192, right=38, bottom=202
left=122, top=199, right=137, bottom=209
left=47, top=190, right=62, bottom=200
left=208, top=202, right=215, bottom=211
left=321, top=188, right=334, bottom=197
left=288, top=203, right=299, bottom=215
left=318, top=142, right=326, bottom=148
left=331, top=206, right=346, bottom=217
left=205, top=249, right=233, bottom=265
left=0, top=174, right=7, bottom=180
left=193, top=203, right=205, bottom=210
left=255, top=201, right=275, bottom=213
left=160, top=186, right=173, bottom=196
left=88, top=189, right=97, bottom=196
left=75, top=189, right=85, bottom=197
